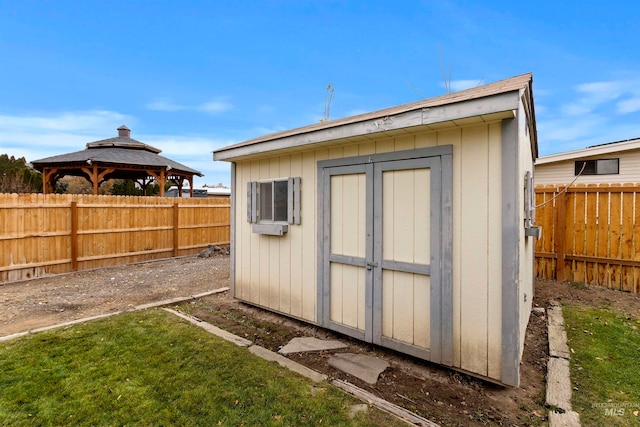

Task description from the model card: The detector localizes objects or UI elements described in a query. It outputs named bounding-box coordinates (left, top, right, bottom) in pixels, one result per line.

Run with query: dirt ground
left=0, top=255, right=230, bottom=336
left=2, top=255, right=639, bottom=426
left=177, top=289, right=548, bottom=426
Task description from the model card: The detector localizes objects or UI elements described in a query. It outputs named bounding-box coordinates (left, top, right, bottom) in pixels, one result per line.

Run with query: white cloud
left=0, top=110, right=135, bottom=162
left=257, top=104, right=275, bottom=114
left=561, top=81, right=624, bottom=116
left=533, top=88, right=552, bottom=97
left=576, top=81, right=624, bottom=99
left=146, top=97, right=186, bottom=112
left=126, top=133, right=237, bottom=185
left=447, top=79, right=484, bottom=92
left=559, top=78, right=640, bottom=116
left=143, top=135, right=236, bottom=157
left=0, top=110, right=130, bottom=133
left=0, top=109, right=233, bottom=185
left=617, top=97, right=640, bottom=114
left=146, top=97, right=233, bottom=115
left=198, top=99, right=233, bottom=114
left=345, top=109, right=369, bottom=117
left=533, top=103, right=548, bottom=116
left=539, top=114, right=606, bottom=143
left=537, top=76, right=640, bottom=155
left=560, top=103, right=591, bottom=116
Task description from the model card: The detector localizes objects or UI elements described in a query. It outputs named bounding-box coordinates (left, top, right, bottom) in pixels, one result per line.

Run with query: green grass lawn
left=0, top=309, right=403, bottom=426
left=564, top=305, right=640, bottom=426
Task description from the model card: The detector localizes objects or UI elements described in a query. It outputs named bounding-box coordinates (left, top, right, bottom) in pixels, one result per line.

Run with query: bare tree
left=0, top=172, right=38, bottom=193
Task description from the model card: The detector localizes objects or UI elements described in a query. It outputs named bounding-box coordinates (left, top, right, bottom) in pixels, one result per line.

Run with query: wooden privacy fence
left=535, top=183, right=640, bottom=293
left=0, top=193, right=230, bottom=283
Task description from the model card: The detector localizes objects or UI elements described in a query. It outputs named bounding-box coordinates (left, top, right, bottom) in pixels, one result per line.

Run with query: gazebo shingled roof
left=31, top=125, right=203, bottom=196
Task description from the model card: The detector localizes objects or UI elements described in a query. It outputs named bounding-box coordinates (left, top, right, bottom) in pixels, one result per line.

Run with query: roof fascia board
left=214, top=91, right=519, bottom=161
left=421, top=91, right=518, bottom=127
left=536, top=139, right=640, bottom=165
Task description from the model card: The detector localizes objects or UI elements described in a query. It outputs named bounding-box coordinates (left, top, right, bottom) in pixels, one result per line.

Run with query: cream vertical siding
left=288, top=153, right=303, bottom=318
left=381, top=168, right=431, bottom=348
left=329, top=173, right=367, bottom=330
left=487, top=122, right=504, bottom=380
left=235, top=152, right=325, bottom=321
left=234, top=120, right=515, bottom=380
left=518, top=100, right=535, bottom=357
left=458, top=125, right=488, bottom=375
left=453, top=123, right=504, bottom=378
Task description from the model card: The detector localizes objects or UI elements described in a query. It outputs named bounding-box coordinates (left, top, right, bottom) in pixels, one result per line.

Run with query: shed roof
left=214, top=73, right=536, bottom=161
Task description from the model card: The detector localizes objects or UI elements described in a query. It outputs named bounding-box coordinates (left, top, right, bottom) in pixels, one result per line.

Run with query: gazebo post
left=176, top=179, right=183, bottom=198
left=137, top=176, right=154, bottom=196
left=91, top=165, right=99, bottom=195
left=42, top=167, right=58, bottom=194
left=159, top=170, right=166, bottom=197
left=188, top=176, right=194, bottom=197
left=97, top=168, right=114, bottom=194
left=81, top=165, right=100, bottom=195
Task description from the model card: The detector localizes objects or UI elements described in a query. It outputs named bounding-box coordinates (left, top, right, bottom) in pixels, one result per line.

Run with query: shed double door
left=320, top=149, right=452, bottom=363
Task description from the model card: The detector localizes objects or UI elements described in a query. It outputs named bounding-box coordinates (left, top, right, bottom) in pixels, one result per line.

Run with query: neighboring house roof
left=32, top=126, right=202, bottom=176
left=535, top=137, right=640, bottom=165
left=167, top=185, right=231, bottom=196
left=534, top=137, right=640, bottom=186
left=214, top=73, right=537, bottom=161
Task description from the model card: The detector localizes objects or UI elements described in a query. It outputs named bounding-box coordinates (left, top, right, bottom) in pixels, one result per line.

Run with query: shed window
left=258, top=180, right=288, bottom=222
left=247, top=177, right=301, bottom=228
left=575, top=159, right=619, bottom=175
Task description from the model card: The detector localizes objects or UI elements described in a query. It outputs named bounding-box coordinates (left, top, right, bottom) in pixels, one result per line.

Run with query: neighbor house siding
left=233, top=121, right=507, bottom=379
left=535, top=150, right=640, bottom=185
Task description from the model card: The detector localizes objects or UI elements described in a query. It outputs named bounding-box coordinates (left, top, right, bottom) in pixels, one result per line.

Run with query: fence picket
left=574, top=185, right=586, bottom=283
left=610, top=189, right=623, bottom=289
left=535, top=183, right=640, bottom=293
left=621, top=184, right=635, bottom=291
left=596, top=189, right=609, bottom=287
left=585, top=184, right=598, bottom=284
left=0, top=193, right=230, bottom=282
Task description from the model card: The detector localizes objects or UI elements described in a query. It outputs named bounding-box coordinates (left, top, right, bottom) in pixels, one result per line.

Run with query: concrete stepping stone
left=278, top=337, right=347, bottom=355
left=328, top=353, right=389, bottom=385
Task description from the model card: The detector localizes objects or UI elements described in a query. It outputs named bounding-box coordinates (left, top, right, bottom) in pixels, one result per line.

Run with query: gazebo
left=31, top=126, right=203, bottom=196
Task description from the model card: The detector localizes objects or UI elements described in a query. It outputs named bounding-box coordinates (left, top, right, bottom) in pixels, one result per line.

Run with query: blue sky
left=1, top=0, right=640, bottom=187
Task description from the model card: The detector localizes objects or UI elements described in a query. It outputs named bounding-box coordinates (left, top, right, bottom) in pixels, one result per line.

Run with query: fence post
left=173, top=201, right=179, bottom=257
left=554, top=190, right=566, bottom=282
left=71, top=201, right=79, bottom=271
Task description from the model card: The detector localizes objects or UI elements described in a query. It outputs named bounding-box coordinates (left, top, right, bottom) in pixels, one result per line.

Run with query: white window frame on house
left=247, top=177, right=301, bottom=235
left=575, top=158, right=619, bottom=176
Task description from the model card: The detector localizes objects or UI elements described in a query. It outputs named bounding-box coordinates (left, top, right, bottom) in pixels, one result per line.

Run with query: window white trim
left=574, top=158, right=620, bottom=175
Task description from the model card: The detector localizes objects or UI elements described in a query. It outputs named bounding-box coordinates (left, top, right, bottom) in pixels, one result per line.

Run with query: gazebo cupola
left=118, top=125, right=131, bottom=138
left=31, top=126, right=203, bottom=196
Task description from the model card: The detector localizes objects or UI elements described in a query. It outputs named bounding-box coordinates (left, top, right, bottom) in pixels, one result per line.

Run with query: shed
left=214, top=73, right=539, bottom=386
left=535, top=137, right=640, bottom=185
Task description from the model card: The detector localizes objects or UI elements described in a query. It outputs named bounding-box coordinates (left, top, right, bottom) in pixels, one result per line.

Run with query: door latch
left=366, top=261, right=378, bottom=270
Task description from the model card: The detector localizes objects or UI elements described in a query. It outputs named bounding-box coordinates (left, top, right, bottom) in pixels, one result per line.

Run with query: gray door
left=319, top=147, right=453, bottom=364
